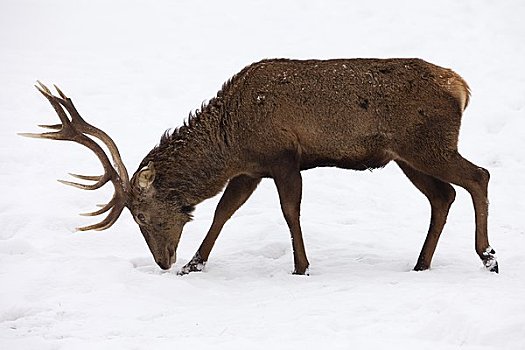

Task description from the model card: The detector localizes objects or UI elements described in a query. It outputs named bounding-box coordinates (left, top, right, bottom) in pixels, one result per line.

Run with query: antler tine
left=21, top=82, right=130, bottom=231
left=58, top=173, right=107, bottom=190
left=35, top=83, right=71, bottom=127
left=68, top=173, right=103, bottom=181
left=76, top=205, right=125, bottom=232
left=53, top=84, right=68, bottom=99
left=36, top=80, right=52, bottom=94
left=38, top=123, right=62, bottom=130
left=18, top=131, right=60, bottom=139
left=80, top=197, right=116, bottom=217
left=57, top=176, right=109, bottom=190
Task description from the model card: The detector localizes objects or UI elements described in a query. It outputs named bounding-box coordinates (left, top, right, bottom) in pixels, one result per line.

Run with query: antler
left=19, top=82, right=130, bottom=231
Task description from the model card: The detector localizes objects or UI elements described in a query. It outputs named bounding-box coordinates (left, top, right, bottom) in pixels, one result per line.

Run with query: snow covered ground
left=1, top=0, right=525, bottom=349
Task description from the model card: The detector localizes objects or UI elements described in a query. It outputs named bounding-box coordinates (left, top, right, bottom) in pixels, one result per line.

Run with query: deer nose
left=156, top=259, right=171, bottom=270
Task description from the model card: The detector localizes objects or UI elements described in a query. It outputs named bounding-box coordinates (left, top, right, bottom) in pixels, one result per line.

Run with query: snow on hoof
left=482, top=247, right=499, bottom=273
left=178, top=262, right=205, bottom=275
left=178, top=252, right=206, bottom=275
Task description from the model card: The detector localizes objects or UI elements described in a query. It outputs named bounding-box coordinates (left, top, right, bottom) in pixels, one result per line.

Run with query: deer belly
left=299, top=145, right=393, bottom=171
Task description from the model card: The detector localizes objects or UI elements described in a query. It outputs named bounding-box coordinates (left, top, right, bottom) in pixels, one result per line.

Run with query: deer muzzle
left=156, top=245, right=176, bottom=270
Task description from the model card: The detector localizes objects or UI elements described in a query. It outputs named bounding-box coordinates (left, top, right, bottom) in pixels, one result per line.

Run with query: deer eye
left=136, top=213, right=147, bottom=224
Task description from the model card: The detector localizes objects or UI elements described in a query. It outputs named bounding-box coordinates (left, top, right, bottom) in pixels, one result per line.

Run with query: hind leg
left=396, top=160, right=456, bottom=270
left=272, top=157, right=309, bottom=275
left=401, top=151, right=498, bottom=272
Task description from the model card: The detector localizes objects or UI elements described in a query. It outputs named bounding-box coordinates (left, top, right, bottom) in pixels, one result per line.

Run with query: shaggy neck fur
left=139, top=91, right=237, bottom=207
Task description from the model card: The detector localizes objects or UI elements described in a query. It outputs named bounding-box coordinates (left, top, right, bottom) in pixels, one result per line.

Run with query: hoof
left=483, top=258, right=499, bottom=273
left=413, top=261, right=430, bottom=271
left=292, top=267, right=310, bottom=276
left=487, top=261, right=499, bottom=273
left=178, top=262, right=205, bottom=275
left=482, top=247, right=499, bottom=273
left=178, top=252, right=206, bottom=275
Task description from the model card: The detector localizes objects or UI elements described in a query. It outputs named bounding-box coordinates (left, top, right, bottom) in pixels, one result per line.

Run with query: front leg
left=179, top=175, right=260, bottom=275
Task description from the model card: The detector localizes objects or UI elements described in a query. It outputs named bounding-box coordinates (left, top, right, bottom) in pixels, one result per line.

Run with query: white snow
left=2, top=0, right=525, bottom=349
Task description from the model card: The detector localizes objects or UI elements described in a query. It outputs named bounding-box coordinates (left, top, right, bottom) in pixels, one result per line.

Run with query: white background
left=1, top=0, right=524, bottom=349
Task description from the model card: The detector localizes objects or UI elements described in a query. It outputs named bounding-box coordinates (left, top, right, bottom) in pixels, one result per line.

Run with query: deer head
left=20, top=83, right=184, bottom=269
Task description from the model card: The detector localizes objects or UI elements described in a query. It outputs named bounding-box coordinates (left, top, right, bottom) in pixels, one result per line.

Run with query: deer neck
left=142, top=102, right=236, bottom=206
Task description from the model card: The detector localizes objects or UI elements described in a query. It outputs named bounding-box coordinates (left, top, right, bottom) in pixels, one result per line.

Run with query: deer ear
left=137, top=161, right=156, bottom=189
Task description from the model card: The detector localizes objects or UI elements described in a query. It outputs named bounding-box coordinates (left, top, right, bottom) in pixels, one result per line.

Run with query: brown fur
left=127, top=58, right=497, bottom=274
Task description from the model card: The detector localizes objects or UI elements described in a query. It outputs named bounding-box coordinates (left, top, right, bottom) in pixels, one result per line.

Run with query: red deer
left=21, top=58, right=498, bottom=275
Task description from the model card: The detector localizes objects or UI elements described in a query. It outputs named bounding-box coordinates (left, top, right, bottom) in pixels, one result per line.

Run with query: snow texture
left=1, top=0, right=525, bottom=349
